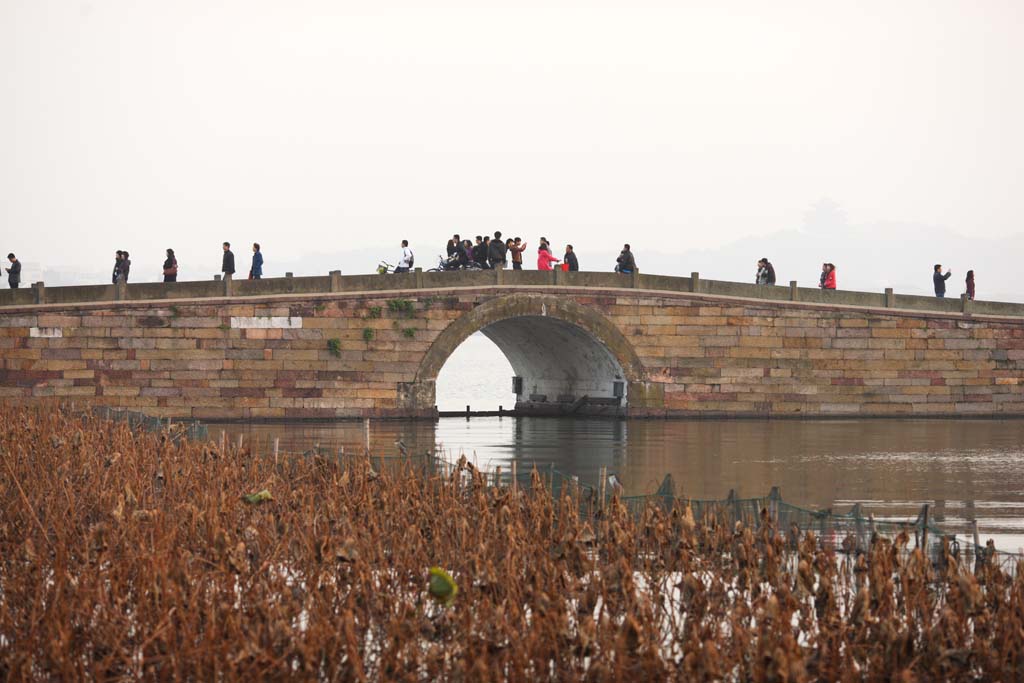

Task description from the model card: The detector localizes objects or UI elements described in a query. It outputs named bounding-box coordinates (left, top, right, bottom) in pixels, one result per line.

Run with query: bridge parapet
left=1, top=270, right=1021, bottom=319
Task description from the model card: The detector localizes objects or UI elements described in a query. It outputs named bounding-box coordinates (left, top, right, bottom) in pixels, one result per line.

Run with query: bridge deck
left=1, top=269, right=1021, bottom=320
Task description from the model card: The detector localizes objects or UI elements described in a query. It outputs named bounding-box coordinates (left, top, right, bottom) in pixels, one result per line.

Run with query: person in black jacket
left=488, top=230, right=507, bottom=269
left=5, top=253, right=21, bottom=288
left=472, top=236, right=489, bottom=269
left=120, top=251, right=131, bottom=282
left=112, top=250, right=123, bottom=284
left=933, top=264, right=952, bottom=297
left=615, top=244, right=636, bottom=274
left=222, top=242, right=235, bottom=278
left=163, top=248, right=178, bottom=283
left=564, top=244, right=579, bottom=271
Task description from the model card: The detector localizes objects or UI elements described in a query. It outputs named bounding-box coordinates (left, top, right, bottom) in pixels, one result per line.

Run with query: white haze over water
left=3, top=1, right=1023, bottom=299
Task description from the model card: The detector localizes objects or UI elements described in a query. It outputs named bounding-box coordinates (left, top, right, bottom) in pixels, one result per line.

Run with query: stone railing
left=0, top=269, right=1021, bottom=319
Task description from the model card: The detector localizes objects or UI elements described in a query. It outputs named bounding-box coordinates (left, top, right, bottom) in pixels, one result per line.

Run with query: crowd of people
left=404, top=232, right=635, bottom=275
left=1, top=243, right=978, bottom=301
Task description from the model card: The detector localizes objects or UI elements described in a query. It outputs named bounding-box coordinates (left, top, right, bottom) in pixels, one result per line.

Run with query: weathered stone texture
left=1, top=288, right=1023, bottom=419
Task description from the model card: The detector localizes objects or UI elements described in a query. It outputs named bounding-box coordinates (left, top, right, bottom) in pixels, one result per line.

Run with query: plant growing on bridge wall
left=388, top=298, right=415, bottom=318
left=327, top=338, right=342, bottom=357
left=402, top=327, right=417, bottom=338
left=362, top=327, right=375, bottom=342
left=367, top=306, right=382, bottom=319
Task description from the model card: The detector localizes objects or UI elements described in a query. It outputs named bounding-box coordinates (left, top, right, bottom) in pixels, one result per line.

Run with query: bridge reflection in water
left=208, top=416, right=1024, bottom=552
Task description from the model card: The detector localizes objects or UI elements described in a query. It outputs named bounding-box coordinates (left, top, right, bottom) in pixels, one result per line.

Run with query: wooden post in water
left=465, top=405, right=471, bottom=420
left=511, top=461, right=517, bottom=494
left=599, top=466, right=607, bottom=513
left=220, top=430, right=226, bottom=453
left=363, top=418, right=370, bottom=454
left=921, top=503, right=930, bottom=553
left=237, top=433, right=244, bottom=451
left=273, top=438, right=280, bottom=466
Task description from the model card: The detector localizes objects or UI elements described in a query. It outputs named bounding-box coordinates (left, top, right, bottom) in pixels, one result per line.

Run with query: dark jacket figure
left=222, top=244, right=235, bottom=276
left=163, top=249, right=178, bottom=283
left=5, top=254, right=20, bottom=288
left=472, top=238, right=489, bottom=269
left=446, top=239, right=457, bottom=258
left=966, top=270, right=975, bottom=301
left=933, top=265, right=952, bottom=297
left=250, top=244, right=263, bottom=279
left=120, top=252, right=131, bottom=282
left=112, top=251, right=123, bottom=284
left=564, top=246, right=579, bottom=272
left=488, top=232, right=507, bottom=268
left=616, top=245, right=636, bottom=273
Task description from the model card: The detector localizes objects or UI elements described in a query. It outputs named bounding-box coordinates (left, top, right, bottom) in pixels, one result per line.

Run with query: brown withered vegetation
left=1, top=404, right=1023, bottom=681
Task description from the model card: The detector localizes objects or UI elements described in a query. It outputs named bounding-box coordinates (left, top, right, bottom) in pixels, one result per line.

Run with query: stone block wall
left=0, top=286, right=1022, bottom=419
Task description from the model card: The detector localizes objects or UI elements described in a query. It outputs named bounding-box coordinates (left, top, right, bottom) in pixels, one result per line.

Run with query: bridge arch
left=401, top=293, right=647, bottom=416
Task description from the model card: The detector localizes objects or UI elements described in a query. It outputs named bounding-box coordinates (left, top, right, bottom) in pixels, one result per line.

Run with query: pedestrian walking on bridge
left=250, top=243, right=263, bottom=279
left=222, top=242, right=235, bottom=279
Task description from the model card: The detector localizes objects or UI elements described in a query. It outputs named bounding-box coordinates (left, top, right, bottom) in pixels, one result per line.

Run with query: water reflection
left=207, top=417, right=1024, bottom=552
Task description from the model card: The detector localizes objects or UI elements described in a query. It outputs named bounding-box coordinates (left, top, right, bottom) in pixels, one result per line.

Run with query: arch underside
left=480, top=316, right=626, bottom=415
left=401, top=294, right=647, bottom=417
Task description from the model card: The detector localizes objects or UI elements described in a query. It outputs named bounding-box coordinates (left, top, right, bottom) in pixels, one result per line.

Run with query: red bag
left=561, top=262, right=569, bottom=272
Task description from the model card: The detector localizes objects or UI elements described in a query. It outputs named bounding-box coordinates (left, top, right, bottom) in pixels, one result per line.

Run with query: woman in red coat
left=821, top=263, right=837, bottom=290
left=537, top=244, right=560, bottom=271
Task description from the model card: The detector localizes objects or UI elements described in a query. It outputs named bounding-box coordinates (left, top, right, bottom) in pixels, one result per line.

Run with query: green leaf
left=428, top=566, right=458, bottom=606
left=242, top=489, right=273, bottom=504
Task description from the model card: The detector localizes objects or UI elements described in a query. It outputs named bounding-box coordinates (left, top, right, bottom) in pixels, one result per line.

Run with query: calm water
left=209, top=416, right=1024, bottom=553
left=210, top=333, right=1024, bottom=552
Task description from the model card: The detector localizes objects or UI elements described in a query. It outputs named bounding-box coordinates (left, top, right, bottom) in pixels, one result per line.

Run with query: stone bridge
left=1, top=269, right=1023, bottom=419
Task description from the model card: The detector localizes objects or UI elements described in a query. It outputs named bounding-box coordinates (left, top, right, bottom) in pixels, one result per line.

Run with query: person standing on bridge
left=395, top=240, right=414, bottom=273
left=756, top=258, right=776, bottom=285
left=509, top=237, right=527, bottom=270
left=120, top=251, right=131, bottom=283
left=933, top=264, right=952, bottom=297
left=488, top=230, right=507, bottom=269
left=537, top=243, right=560, bottom=271
left=163, top=249, right=178, bottom=282
left=821, top=263, right=836, bottom=290
left=966, top=270, right=975, bottom=300
left=615, top=244, right=636, bottom=274
left=564, top=244, right=579, bottom=271
left=249, top=243, right=264, bottom=279
left=447, top=234, right=460, bottom=259
left=112, top=251, right=123, bottom=284
left=5, top=253, right=21, bottom=289
left=472, top=236, right=488, bottom=269
left=222, top=242, right=235, bottom=279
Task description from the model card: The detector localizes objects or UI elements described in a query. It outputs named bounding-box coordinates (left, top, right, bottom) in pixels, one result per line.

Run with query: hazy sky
left=3, top=0, right=1023, bottom=286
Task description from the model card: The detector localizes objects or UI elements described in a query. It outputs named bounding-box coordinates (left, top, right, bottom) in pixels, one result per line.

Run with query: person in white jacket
left=395, top=240, right=414, bottom=273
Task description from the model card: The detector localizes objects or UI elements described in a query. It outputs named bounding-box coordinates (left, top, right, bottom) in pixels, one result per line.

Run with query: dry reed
left=1, top=404, right=1022, bottom=681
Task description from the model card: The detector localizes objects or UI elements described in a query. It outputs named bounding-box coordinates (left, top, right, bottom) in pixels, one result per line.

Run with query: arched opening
left=403, top=294, right=646, bottom=417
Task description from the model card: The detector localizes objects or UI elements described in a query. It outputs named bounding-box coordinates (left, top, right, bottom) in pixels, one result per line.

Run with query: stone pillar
left=32, top=281, right=45, bottom=304
left=330, top=270, right=342, bottom=292
left=631, top=269, right=641, bottom=289
left=223, top=272, right=233, bottom=297
left=885, top=288, right=895, bottom=308
left=414, top=267, right=424, bottom=289
left=690, top=272, right=700, bottom=293
left=554, top=267, right=565, bottom=285
left=115, top=278, right=127, bottom=301
left=494, top=266, right=503, bottom=286
left=789, top=281, right=798, bottom=301
left=961, top=293, right=973, bottom=314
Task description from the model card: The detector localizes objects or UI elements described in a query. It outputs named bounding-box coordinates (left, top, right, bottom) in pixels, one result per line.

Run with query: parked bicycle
left=426, top=254, right=483, bottom=272
left=377, top=261, right=395, bottom=275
